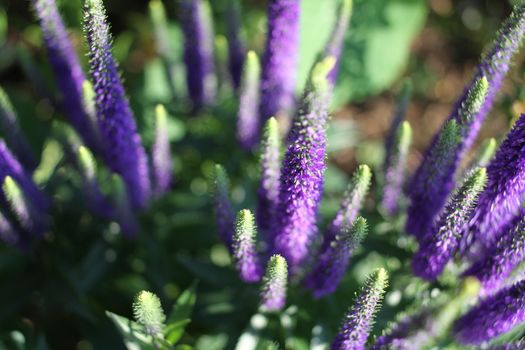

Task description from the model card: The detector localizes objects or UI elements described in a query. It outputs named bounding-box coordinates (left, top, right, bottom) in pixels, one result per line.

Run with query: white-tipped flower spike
left=133, top=290, right=166, bottom=337
left=260, top=254, right=288, bottom=312
left=331, top=268, right=388, bottom=350
left=304, top=217, right=368, bottom=298
left=2, top=176, right=46, bottom=238
left=152, top=105, right=173, bottom=197
left=322, top=165, right=372, bottom=253
left=233, top=209, right=263, bottom=282
left=212, top=164, right=235, bottom=252
left=407, top=77, right=488, bottom=239
left=84, top=0, right=151, bottom=210
left=0, top=86, right=36, bottom=171
left=257, top=117, right=281, bottom=247
left=237, top=51, right=261, bottom=150
left=382, top=121, right=412, bottom=216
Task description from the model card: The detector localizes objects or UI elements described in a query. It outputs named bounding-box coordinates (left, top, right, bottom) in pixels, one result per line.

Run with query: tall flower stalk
left=259, top=0, right=300, bottom=126
left=84, top=0, right=151, bottom=210
left=466, top=113, right=525, bottom=253
left=151, top=105, right=173, bottom=197
left=180, top=0, right=217, bottom=110
left=237, top=51, right=261, bottom=150
left=273, top=57, right=334, bottom=274
left=260, top=254, right=288, bottom=312
left=324, top=0, right=352, bottom=85
left=33, top=0, right=101, bottom=152
left=331, top=268, right=388, bottom=350
left=454, top=278, right=525, bottom=345
left=412, top=167, right=487, bottom=280
left=233, top=209, right=263, bottom=283
left=407, top=77, right=488, bottom=239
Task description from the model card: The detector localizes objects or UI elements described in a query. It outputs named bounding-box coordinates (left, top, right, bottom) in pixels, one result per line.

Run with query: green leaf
left=333, top=0, right=427, bottom=105
left=165, top=282, right=197, bottom=344
left=106, top=311, right=160, bottom=350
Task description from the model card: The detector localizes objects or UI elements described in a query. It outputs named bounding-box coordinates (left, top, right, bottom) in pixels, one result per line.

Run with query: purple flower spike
left=412, top=167, right=487, bottom=281
left=259, top=0, right=300, bottom=124
left=454, top=278, right=525, bottom=345
left=466, top=113, right=525, bottom=253
left=464, top=213, right=525, bottom=295
left=384, top=80, right=412, bottom=169
left=111, top=175, right=139, bottom=238
left=304, top=217, right=368, bottom=298
left=324, top=0, right=353, bottom=85
left=322, top=164, right=371, bottom=254
left=2, top=176, right=47, bottom=238
left=237, top=51, right=261, bottom=150
left=233, top=209, right=263, bottom=283
left=84, top=0, right=151, bottom=210
left=180, top=0, right=217, bottom=110
left=273, top=57, right=335, bottom=274
left=226, top=0, right=246, bottom=90
left=211, top=165, right=235, bottom=252
left=0, top=87, right=36, bottom=171
left=331, top=268, right=388, bottom=350
left=382, top=121, right=412, bottom=216
left=32, top=0, right=101, bottom=152
left=0, top=141, right=48, bottom=212
left=152, top=105, right=173, bottom=197
left=260, top=254, right=288, bottom=312
left=257, top=117, right=281, bottom=246
left=407, top=76, right=488, bottom=239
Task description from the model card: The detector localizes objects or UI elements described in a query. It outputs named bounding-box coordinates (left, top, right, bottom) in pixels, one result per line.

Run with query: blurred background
left=0, top=0, right=523, bottom=349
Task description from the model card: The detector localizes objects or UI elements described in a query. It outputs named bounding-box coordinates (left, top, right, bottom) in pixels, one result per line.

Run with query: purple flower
left=321, top=164, right=371, bottom=254
left=407, top=76, right=488, bottom=239
left=324, top=0, right=353, bottom=85
left=454, top=278, right=525, bottom=345
left=466, top=113, right=525, bottom=253
left=237, top=51, right=261, bottom=150
left=180, top=0, right=217, bottom=110
left=84, top=0, right=151, bottom=210
left=260, top=254, right=288, bottom=312
left=226, top=0, right=246, bottom=90
left=331, top=268, right=388, bottom=350
left=233, top=209, right=263, bottom=283
left=0, top=87, right=36, bottom=171
left=256, top=117, right=281, bottom=247
left=273, top=58, right=334, bottom=274
left=382, top=121, right=412, bottom=216
left=463, top=212, right=525, bottom=295
left=211, top=165, right=235, bottom=252
left=0, top=141, right=48, bottom=240
left=412, top=167, right=487, bottom=281
left=259, top=0, right=300, bottom=125
left=151, top=105, right=173, bottom=197
left=33, top=0, right=101, bottom=152
left=304, top=217, right=368, bottom=298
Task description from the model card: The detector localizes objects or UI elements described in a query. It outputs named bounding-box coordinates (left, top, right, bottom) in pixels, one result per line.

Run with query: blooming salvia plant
left=412, top=167, right=487, bottom=280
left=84, top=0, right=151, bottom=210
left=237, top=51, right=261, bottom=150
left=33, top=0, right=101, bottom=152
left=259, top=0, right=300, bottom=127
left=331, top=268, right=388, bottom=350
left=260, top=254, right=288, bottom=312
left=233, top=209, right=263, bottom=283
left=180, top=0, right=217, bottom=110
left=407, top=77, right=488, bottom=239
left=454, top=278, right=525, bottom=345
